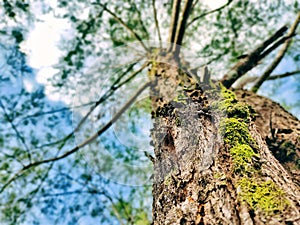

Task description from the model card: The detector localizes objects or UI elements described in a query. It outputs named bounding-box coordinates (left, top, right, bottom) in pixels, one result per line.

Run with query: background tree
left=0, top=0, right=299, bottom=224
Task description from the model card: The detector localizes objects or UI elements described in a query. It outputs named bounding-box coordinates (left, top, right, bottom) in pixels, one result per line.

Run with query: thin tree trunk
left=150, top=57, right=300, bottom=224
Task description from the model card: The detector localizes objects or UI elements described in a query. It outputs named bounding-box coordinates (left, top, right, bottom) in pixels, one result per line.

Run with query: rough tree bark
left=149, top=54, right=300, bottom=224
left=235, top=90, right=300, bottom=184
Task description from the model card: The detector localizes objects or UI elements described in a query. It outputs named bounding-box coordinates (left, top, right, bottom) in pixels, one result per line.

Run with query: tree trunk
left=150, top=57, right=300, bottom=224
left=235, top=90, right=300, bottom=185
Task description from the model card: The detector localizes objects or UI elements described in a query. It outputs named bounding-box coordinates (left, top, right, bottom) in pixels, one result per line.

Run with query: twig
left=16, top=102, right=95, bottom=126
left=15, top=137, right=68, bottom=217
left=33, top=133, right=73, bottom=150
left=73, top=62, right=147, bottom=134
left=168, top=0, right=182, bottom=51
left=268, top=70, right=300, bottom=80
left=0, top=129, right=69, bottom=195
left=252, top=11, right=300, bottom=92
left=186, top=0, right=233, bottom=27
left=31, top=61, right=145, bottom=151
left=97, top=3, right=148, bottom=52
left=187, top=0, right=233, bottom=28
left=152, top=0, right=162, bottom=48
left=191, top=0, right=200, bottom=9
left=132, top=1, right=149, bottom=38
left=0, top=82, right=151, bottom=194
left=234, top=70, right=300, bottom=89
left=40, top=189, right=104, bottom=198
left=0, top=99, right=32, bottom=163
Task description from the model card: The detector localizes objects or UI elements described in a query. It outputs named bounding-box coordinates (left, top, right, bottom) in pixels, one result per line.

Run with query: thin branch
left=34, top=61, right=145, bottom=150
left=15, top=140, right=67, bottom=218
left=33, top=133, right=73, bottom=150
left=97, top=3, right=148, bottom=52
left=73, top=62, right=147, bottom=134
left=0, top=82, right=151, bottom=194
left=0, top=99, right=32, bottom=163
left=0, top=152, right=24, bottom=166
left=250, top=26, right=289, bottom=57
left=60, top=171, right=125, bottom=225
left=191, top=0, right=200, bottom=9
left=252, top=11, right=300, bottom=92
left=221, top=25, right=289, bottom=88
left=233, top=76, right=258, bottom=89
left=16, top=101, right=96, bottom=126
left=100, top=189, right=126, bottom=225
left=268, top=70, right=300, bottom=80
left=0, top=129, right=69, bottom=194
left=167, top=0, right=182, bottom=51
left=259, top=35, right=294, bottom=60
left=132, top=1, right=149, bottom=38
left=152, top=0, right=162, bottom=48
left=57, top=171, right=125, bottom=225
left=234, top=70, right=300, bottom=89
left=173, top=0, right=194, bottom=57
left=40, top=189, right=104, bottom=198
left=187, top=0, right=234, bottom=28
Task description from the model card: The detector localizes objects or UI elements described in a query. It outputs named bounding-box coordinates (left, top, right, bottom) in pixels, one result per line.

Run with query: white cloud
left=19, top=12, right=73, bottom=101
left=21, top=14, right=71, bottom=83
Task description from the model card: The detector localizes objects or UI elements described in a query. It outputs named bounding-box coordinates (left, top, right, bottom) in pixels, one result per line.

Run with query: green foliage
left=111, top=198, right=151, bottom=225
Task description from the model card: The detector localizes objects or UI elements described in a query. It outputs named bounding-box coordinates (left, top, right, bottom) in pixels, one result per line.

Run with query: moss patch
left=211, top=85, right=252, bottom=122
left=220, top=118, right=256, bottom=148
left=230, top=144, right=259, bottom=173
left=212, top=85, right=289, bottom=215
left=238, top=178, right=289, bottom=214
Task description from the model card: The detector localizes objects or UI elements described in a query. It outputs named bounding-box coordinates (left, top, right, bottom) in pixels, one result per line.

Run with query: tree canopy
left=0, top=0, right=299, bottom=224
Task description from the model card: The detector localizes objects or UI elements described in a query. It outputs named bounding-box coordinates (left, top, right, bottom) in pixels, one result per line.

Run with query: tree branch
left=252, top=11, right=300, bottom=93
left=132, top=1, right=149, bottom=38
left=234, top=70, right=300, bottom=89
left=187, top=0, right=233, bottom=28
left=168, top=0, right=182, bottom=51
left=173, top=0, right=194, bottom=57
left=73, top=62, right=147, bottom=134
left=152, top=0, right=162, bottom=48
left=0, top=82, right=151, bottom=194
left=16, top=102, right=95, bottom=126
left=33, top=61, right=146, bottom=151
left=0, top=99, right=32, bottom=163
left=40, top=189, right=104, bottom=198
left=97, top=3, right=148, bottom=52
left=221, top=25, right=289, bottom=88
left=268, top=70, right=300, bottom=80
left=191, top=0, right=200, bottom=9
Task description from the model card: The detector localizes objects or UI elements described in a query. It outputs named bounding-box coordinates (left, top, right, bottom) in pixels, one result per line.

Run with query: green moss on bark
left=213, top=85, right=289, bottom=215
left=230, top=144, right=259, bottom=173
left=212, top=85, right=252, bottom=122
left=237, top=178, right=289, bottom=213
left=220, top=118, right=256, bottom=147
